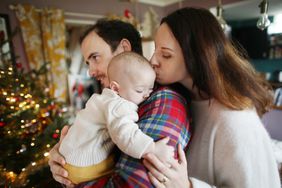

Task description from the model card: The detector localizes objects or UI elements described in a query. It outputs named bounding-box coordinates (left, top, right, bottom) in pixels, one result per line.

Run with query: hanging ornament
left=124, top=9, right=131, bottom=18
left=52, top=133, right=59, bottom=139
left=0, top=121, right=5, bottom=127
left=16, top=63, right=23, bottom=69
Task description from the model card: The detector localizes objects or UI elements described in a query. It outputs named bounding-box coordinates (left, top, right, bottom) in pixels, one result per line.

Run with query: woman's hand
left=143, top=144, right=191, bottom=188
left=48, top=126, right=75, bottom=187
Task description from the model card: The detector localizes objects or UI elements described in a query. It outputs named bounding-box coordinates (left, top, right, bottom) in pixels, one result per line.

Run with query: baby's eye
left=135, top=90, right=143, bottom=93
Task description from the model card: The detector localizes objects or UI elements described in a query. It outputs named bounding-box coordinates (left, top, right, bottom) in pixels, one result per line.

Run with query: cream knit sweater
left=59, top=88, right=153, bottom=167
left=188, top=99, right=281, bottom=188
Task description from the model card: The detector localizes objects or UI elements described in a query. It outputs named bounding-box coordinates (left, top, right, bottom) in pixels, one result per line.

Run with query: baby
left=59, top=52, right=173, bottom=184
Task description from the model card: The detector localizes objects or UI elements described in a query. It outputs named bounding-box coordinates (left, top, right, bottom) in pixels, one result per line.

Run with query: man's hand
left=48, top=126, right=75, bottom=187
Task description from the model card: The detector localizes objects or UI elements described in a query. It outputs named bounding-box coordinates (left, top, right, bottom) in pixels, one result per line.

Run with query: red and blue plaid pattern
left=77, top=86, right=191, bottom=188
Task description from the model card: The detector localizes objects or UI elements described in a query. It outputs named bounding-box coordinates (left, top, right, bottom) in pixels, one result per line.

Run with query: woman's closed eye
left=162, top=54, right=171, bottom=59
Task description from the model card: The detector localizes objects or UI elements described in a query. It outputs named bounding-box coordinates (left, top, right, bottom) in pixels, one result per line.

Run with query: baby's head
left=108, top=52, right=156, bottom=105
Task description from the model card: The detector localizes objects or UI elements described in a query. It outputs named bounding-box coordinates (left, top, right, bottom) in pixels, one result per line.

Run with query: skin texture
left=80, top=31, right=131, bottom=88
left=108, top=53, right=156, bottom=105
left=144, top=144, right=191, bottom=188
left=151, top=24, right=190, bottom=88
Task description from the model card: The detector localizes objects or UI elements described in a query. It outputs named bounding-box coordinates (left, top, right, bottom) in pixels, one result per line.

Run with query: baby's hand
left=154, top=137, right=175, bottom=166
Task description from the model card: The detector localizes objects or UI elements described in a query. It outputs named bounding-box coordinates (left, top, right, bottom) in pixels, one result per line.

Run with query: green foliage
left=0, top=29, right=69, bottom=187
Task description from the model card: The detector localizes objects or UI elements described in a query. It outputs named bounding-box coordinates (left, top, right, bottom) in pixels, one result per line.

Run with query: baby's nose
left=143, top=93, right=149, bottom=99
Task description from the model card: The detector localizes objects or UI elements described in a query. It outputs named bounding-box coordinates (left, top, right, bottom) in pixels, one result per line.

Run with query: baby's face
left=118, top=72, right=155, bottom=105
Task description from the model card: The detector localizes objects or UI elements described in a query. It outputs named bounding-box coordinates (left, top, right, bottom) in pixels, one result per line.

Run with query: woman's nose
left=150, top=54, right=159, bottom=68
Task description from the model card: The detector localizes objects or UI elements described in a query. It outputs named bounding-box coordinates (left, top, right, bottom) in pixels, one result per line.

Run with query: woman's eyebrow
left=160, top=47, right=173, bottom=52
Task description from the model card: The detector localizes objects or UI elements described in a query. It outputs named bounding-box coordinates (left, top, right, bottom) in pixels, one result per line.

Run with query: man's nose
left=88, top=66, right=98, bottom=77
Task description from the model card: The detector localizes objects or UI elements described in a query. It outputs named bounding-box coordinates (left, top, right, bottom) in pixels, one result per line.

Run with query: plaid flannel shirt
left=77, top=86, right=191, bottom=188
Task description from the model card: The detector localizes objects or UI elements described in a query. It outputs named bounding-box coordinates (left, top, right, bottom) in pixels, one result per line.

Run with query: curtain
left=14, top=4, right=68, bottom=101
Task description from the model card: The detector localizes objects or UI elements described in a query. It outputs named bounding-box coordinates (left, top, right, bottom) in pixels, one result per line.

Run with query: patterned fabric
left=14, top=4, right=68, bottom=101
left=78, top=86, right=191, bottom=188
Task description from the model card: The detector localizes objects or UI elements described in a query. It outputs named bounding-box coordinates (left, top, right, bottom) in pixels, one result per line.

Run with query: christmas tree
left=0, top=30, right=69, bottom=187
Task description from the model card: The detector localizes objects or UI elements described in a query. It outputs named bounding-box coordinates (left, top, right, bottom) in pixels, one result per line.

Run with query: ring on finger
left=160, top=176, right=168, bottom=184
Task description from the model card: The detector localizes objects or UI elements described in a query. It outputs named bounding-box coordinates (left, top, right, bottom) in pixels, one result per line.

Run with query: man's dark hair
left=80, top=19, right=143, bottom=55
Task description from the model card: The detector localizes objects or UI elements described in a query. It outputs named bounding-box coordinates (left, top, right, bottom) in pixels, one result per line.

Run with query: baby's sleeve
left=105, top=99, right=153, bottom=159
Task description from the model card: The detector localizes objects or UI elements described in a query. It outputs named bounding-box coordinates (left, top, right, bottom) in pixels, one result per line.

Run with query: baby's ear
left=109, top=81, right=120, bottom=93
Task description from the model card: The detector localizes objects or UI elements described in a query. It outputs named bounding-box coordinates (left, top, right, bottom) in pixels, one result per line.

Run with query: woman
left=48, top=19, right=191, bottom=187
left=143, top=7, right=280, bottom=188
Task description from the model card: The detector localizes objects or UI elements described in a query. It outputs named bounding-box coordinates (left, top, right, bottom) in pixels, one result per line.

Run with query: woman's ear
left=109, top=81, right=120, bottom=93
left=119, top=38, right=132, bottom=52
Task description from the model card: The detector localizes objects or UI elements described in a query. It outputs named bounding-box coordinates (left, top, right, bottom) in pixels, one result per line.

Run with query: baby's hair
left=107, top=52, right=154, bottom=83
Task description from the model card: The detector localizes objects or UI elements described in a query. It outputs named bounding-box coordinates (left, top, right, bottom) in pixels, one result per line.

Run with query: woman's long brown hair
left=162, top=7, right=273, bottom=116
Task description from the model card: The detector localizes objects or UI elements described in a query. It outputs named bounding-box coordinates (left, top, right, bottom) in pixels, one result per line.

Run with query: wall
left=0, top=0, right=165, bottom=70
left=164, top=0, right=241, bottom=16
left=262, top=109, right=282, bottom=141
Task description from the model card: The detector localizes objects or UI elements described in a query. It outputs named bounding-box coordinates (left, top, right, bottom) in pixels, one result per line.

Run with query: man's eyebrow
left=86, top=52, right=99, bottom=60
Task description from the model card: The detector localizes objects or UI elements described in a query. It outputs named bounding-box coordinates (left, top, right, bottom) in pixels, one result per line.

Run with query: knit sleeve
left=190, top=110, right=280, bottom=188
left=212, top=118, right=280, bottom=188
left=105, top=99, right=153, bottom=159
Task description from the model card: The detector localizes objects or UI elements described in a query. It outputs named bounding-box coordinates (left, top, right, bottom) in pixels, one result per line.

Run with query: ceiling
left=138, top=0, right=183, bottom=7
left=138, top=0, right=282, bottom=21
left=221, top=0, right=282, bottom=21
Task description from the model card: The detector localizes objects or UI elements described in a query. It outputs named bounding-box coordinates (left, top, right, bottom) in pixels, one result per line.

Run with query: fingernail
left=63, top=171, right=68, bottom=177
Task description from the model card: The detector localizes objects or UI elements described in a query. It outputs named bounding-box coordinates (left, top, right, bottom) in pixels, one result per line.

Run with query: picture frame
left=67, top=73, right=100, bottom=112
left=0, top=13, right=15, bottom=67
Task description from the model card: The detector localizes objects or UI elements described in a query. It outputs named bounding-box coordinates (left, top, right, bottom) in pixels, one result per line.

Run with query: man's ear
left=109, top=81, right=120, bottom=93
left=119, top=38, right=132, bottom=52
